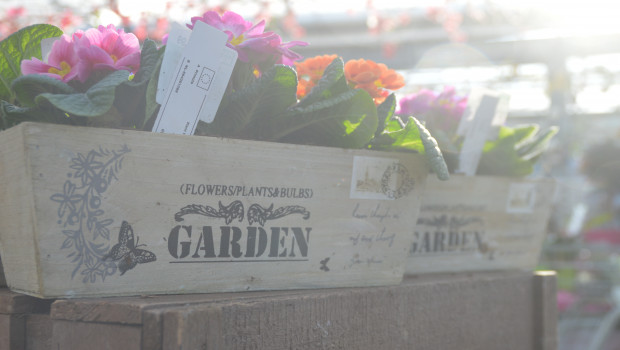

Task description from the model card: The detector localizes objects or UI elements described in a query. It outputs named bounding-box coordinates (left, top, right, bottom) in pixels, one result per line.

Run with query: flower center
left=230, top=34, right=245, bottom=46
left=437, top=99, right=453, bottom=108
left=48, top=61, right=71, bottom=78
left=110, top=54, right=119, bottom=63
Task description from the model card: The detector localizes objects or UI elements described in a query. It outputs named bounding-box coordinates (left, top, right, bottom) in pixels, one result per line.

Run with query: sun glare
left=498, top=0, right=620, bottom=36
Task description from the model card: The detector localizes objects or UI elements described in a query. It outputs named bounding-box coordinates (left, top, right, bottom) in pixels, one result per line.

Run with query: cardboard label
left=456, top=89, right=509, bottom=175
left=156, top=23, right=191, bottom=104
left=152, top=21, right=237, bottom=134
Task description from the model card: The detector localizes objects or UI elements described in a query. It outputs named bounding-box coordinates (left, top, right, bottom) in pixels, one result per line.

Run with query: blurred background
left=2, top=1, right=620, bottom=348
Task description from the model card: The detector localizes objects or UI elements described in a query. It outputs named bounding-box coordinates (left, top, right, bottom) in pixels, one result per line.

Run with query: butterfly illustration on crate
left=103, top=221, right=156, bottom=275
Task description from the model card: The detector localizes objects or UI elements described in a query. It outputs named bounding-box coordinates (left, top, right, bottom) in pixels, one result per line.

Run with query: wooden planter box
left=406, top=175, right=555, bottom=274
left=0, top=122, right=428, bottom=298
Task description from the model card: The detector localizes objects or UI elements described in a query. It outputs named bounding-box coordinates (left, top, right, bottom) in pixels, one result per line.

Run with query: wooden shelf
left=0, top=271, right=557, bottom=350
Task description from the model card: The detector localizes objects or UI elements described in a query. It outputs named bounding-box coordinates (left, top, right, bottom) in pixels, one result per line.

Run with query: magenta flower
left=188, top=11, right=307, bottom=67
left=275, top=39, right=307, bottom=65
left=396, top=89, right=437, bottom=116
left=21, top=34, right=80, bottom=82
left=397, top=86, right=468, bottom=135
left=76, top=24, right=141, bottom=81
left=435, top=86, right=467, bottom=118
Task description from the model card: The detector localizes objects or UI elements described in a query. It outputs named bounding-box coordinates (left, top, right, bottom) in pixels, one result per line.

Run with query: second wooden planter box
left=0, top=122, right=428, bottom=298
left=406, top=175, right=555, bottom=274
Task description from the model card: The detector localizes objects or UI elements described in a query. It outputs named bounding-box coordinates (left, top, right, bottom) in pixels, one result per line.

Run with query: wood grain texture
left=533, top=271, right=558, bottom=350
left=0, top=288, right=53, bottom=350
left=25, top=314, right=52, bottom=350
left=0, top=122, right=428, bottom=298
left=0, top=258, right=7, bottom=288
left=0, top=289, right=52, bottom=315
left=47, top=272, right=556, bottom=350
left=0, top=125, right=40, bottom=294
left=52, top=320, right=141, bottom=350
left=406, top=174, right=556, bottom=274
left=163, top=271, right=540, bottom=350
left=0, top=314, right=25, bottom=350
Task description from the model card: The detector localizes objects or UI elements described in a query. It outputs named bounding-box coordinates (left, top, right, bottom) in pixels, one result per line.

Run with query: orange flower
left=344, top=59, right=405, bottom=104
left=294, top=54, right=338, bottom=99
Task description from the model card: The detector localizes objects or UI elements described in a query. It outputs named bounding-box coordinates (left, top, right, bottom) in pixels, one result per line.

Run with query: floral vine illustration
left=50, top=144, right=131, bottom=283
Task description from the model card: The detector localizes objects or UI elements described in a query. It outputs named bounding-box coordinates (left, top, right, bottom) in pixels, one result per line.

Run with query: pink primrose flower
left=435, top=86, right=467, bottom=118
left=20, top=34, right=80, bottom=82
left=396, top=89, right=437, bottom=116
left=276, top=40, right=308, bottom=65
left=188, top=11, right=307, bottom=67
left=397, top=86, right=468, bottom=135
left=76, top=24, right=141, bottom=81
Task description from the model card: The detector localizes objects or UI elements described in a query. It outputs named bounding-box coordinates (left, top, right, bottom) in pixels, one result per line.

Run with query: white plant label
left=152, top=21, right=237, bottom=134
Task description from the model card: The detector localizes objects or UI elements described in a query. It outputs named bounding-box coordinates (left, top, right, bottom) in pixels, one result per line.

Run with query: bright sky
left=4, top=0, right=620, bottom=114
left=4, top=0, right=620, bottom=36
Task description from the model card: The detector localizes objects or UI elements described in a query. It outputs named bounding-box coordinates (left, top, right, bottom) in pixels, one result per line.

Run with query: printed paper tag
left=156, top=23, right=191, bottom=104
left=152, top=21, right=237, bottom=134
left=198, top=45, right=237, bottom=123
left=455, top=89, right=509, bottom=175
left=350, top=156, right=415, bottom=200
left=506, top=183, right=537, bottom=214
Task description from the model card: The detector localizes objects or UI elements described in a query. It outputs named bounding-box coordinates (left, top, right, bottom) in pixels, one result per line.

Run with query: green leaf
left=203, top=65, right=297, bottom=137
left=375, top=93, right=396, bottom=137
left=296, top=57, right=348, bottom=108
left=411, top=117, right=450, bottom=180
left=111, top=40, right=164, bottom=129
left=11, top=74, right=76, bottom=107
left=517, top=126, right=558, bottom=161
left=126, top=39, right=160, bottom=88
left=477, top=125, right=537, bottom=177
left=369, top=117, right=424, bottom=153
left=266, top=88, right=378, bottom=149
left=425, top=126, right=460, bottom=173
left=0, top=24, right=63, bottom=103
left=35, top=70, right=131, bottom=117
left=0, top=100, right=67, bottom=130
left=144, top=45, right=165, bottom=128
left=368, top=116, right=449, bottom=180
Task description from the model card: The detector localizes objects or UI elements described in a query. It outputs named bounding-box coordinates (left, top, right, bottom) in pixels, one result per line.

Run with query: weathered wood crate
left=0, top=259, right=6, bottom=288
left=406, top=175, right=555, bottom=274
left=0, top=289, right=53, bottom=350
left=49, top=271, right=556, bottom=350
left=0, top=122, right=428, bottom=298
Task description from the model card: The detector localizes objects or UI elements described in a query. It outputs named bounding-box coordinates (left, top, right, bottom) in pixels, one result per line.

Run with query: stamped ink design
left=350, top=156, right=415, bottom=200
left=51, top=145, right=130, bottom=282
left=175, top=200, right=245, bottom=224
left=103, top=221, right=156, bottom=275
left=175, top=201, right=310, bottom=227
left=320, top=257, right=330, bottom=272
left=506, top=183, right=537, bottom=214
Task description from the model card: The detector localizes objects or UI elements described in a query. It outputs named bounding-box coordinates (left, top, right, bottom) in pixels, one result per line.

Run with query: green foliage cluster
left=0, top=25, right=164, bottom=130
left=433, top=123, right=558, bottom=177
left=477, top=124, right=558, bottom=177
left=0, top=24, right=449, bottom=179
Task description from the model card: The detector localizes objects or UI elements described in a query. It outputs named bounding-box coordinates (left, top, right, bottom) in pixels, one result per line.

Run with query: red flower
left=344, top=59, right=404, bottom=104
left=294, top=54, right=338, bottom=99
